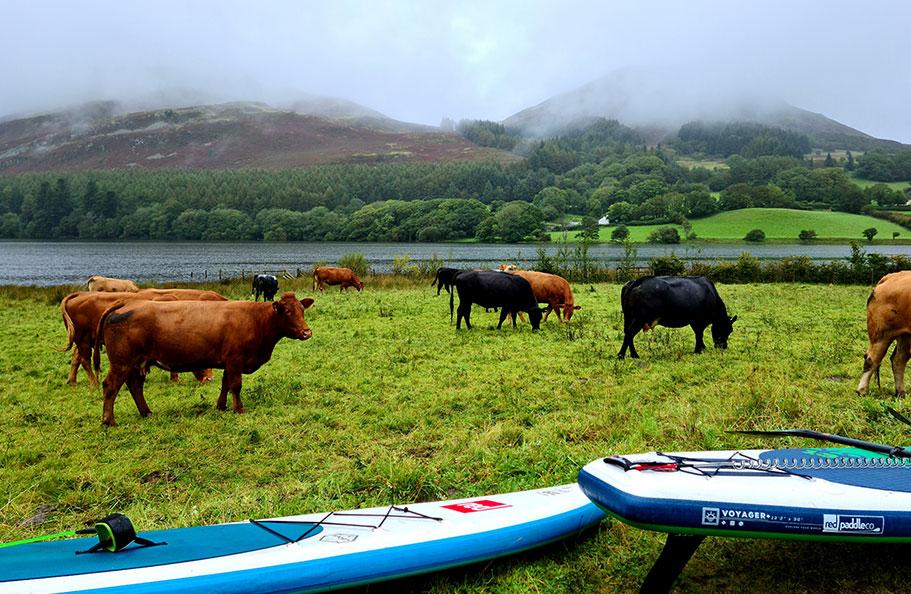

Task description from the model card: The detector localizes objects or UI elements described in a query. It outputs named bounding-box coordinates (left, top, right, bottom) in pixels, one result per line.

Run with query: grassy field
left=848, top=172, right=911, bottom=192
left=550, top=208, right=909, bottom=242
left=2, top=279, right=911, bottom=592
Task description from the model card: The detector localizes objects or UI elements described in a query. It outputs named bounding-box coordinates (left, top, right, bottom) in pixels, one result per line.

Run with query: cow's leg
left=618, top=315, right=640, bottom=359
left=169, top=371, right=180, bottom=382
left=497, top=309, right=509, bottom=329
left=67, top=349, right=81, bottom=385
left=692, top=323, right=708, bottom=354
left=101, top=366, right=129, bottom=426
left=216, top=369, right=244, bottom=412
left=858, top=340, right=892, bottom=395
left=891, top=335, right=911, bottom=397
left=220, top=369, right=245, bottom=413
left=457, top=304, right=472, bottom=330
left=126, top=368, right=152, bottom=417
left=74, top=339, right=99, bottom=385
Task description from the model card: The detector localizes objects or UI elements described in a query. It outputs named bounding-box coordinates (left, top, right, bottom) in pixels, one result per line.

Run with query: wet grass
left=1, top=280, right=909, bottom=592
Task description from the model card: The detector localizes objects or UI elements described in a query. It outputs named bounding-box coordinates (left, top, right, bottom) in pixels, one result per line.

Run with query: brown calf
left=857, top=271, right=911, bottom=396
left=86, top=275, right=140, bottom=292
left=60, top=289, right=226, bottom=385
left=313, top=266, right=364, bottom=292
left=94, top=293, right=314, bottom=426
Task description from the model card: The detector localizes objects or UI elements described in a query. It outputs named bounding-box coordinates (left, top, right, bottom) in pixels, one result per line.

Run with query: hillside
left=550, top=208, right=909, bottom=242
left=505, top=67, right=907, bottom=151
left=0, top=101, right=515, bottom=173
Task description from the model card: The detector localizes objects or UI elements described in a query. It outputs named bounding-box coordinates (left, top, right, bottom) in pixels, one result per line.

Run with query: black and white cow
left=252, top=274, right=279, bottom=302
left=618, top=276, right=736, bottom=359
left=450, top=271, right=544, bottom=330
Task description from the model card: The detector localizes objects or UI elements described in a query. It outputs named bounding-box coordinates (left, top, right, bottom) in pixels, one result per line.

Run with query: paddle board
left=1, top=483, right=603, bottom=594
left=579, top=447, right=911, bottom=592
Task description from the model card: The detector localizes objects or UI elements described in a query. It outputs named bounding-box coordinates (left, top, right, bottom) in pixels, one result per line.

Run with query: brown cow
left=511, top=270, right=581, bottom=322
left=87, top=275, right=140, bottom=292
left=93, top=293, right=314, bottom=426
left=60, top=289, right=226, bottom=385
left=857, top=271, right=911, bottom=396
left=313, top=266, right=364, bottom=292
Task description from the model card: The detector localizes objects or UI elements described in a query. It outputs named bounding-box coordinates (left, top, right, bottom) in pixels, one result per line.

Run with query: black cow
left=618, top=275, right=736, bottom=359
left=432, top=267, right=462, bottom=295
left=450, top=271, right=544, bottom=330
left=252, top=274, right=279, bottom=301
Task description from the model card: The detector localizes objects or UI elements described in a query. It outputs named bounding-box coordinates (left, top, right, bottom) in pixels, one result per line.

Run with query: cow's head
left=273, top=293, right=315, bottom=340
left=711, top=315, right=737, bottom=349
left=565, top=305, right=582, bottom=321
left=355, top=277, right=365, bottom=291
left=528, top=307, right=546, bottom=330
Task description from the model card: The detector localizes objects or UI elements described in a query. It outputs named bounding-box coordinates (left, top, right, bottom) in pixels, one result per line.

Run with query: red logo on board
left=442, top=499, right=511, bottom=513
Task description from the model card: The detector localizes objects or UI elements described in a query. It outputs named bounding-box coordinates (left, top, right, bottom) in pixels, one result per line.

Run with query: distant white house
left=598, top=215, right=610, bottom=226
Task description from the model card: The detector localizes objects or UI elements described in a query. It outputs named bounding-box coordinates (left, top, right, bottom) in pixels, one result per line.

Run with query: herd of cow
left=61, top=265, right=911, bottom=427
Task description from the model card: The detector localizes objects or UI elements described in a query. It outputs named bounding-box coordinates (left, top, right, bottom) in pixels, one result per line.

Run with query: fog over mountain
left=1, top=1, right=909, bottom=143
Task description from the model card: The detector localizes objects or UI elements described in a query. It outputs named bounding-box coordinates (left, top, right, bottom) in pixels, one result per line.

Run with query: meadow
left=3, top=278, right=911, bottom=592
left=550, top=208, right=909, bottom=243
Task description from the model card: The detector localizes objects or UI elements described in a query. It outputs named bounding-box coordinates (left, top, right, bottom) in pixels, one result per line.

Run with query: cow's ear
left=273, top=301, right=282, bottom=313
left=730, top=315, right=737, bottom=323
left=300, top=298, right=314, bottom=310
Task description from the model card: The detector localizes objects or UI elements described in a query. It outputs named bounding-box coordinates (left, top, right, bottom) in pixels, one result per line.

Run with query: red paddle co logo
left=442, top=499, right=511, bottom=513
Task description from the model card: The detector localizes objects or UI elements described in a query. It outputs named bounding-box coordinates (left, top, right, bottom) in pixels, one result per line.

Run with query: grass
left=675, top=158, right=729, bottom=171
left=848, top=172, right=911, bottom=192
left=550, top=208, right=910, bottom=242
left=2, top=278, right=911, bottom=592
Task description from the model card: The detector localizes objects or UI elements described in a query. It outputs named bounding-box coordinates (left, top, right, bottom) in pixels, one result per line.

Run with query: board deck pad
left=0, top=522, right=324, bottom=582
left=579, top=448, right=911, bottom=542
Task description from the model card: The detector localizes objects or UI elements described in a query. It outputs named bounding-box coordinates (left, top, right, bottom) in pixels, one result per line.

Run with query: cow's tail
left=431, top=269, right=440, bottom=288
left=93, top=301, right=125, bottom=377
left=449, top=283, right=455, bottom=324
left=58, top=293, right=79, bottom=352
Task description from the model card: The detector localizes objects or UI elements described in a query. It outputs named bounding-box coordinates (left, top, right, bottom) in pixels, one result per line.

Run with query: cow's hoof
left=67, top=380, right=77, bottom=386
left=102, top=418, right=116, bottom=427
left=234, top=408, right=246, bottom=414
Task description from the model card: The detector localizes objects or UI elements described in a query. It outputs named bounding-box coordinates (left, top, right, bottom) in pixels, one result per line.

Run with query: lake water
left=1, top=240, right=909, bottom=286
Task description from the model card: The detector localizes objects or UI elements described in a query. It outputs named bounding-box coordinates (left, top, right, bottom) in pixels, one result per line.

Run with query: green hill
left=551, top=208, right=908, bottom=242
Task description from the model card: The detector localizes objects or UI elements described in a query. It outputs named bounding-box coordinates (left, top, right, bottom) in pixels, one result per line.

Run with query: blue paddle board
left=1, top=483, right=603, bottom=593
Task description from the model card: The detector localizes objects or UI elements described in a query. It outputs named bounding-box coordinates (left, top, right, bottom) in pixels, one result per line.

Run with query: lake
left=1, top=240, right=908, bottom=286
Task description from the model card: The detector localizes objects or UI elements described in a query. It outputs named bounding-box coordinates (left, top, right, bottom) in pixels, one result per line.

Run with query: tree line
left=1, top=118, right=908, bottom=242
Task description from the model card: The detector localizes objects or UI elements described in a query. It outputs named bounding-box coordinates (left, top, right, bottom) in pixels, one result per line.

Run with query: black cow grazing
left=618, top=275, right=736, bottom=359
left=252, top=274, right=279, bottom=301
left=432, top=267, right=462, bottom=295
left=450, top=271, right=544, bottom=330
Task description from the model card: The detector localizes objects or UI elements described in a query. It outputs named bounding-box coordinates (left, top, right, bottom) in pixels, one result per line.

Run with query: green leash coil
left=1, top=513, right=165, bottom=553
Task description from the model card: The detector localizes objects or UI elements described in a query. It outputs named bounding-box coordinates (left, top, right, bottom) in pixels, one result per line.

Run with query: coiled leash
left=75, top=513, right=165, bottom=554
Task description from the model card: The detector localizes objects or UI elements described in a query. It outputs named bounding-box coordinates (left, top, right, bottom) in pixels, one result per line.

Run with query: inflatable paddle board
left=579, top=447, right=911, bottom=592
left=0, top=483, right=603, bottom=594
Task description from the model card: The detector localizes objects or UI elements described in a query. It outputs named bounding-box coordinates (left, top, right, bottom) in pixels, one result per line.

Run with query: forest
left=0, top=119, right=908, bottom=242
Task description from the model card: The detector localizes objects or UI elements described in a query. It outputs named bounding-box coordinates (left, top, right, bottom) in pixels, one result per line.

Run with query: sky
left=1, top=0, right=910, bottom=142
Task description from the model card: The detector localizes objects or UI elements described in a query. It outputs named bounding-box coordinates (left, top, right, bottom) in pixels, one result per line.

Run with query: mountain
left=504, top=67, right=907, bottom=151
left=0, top=100, right=514, bottom=173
